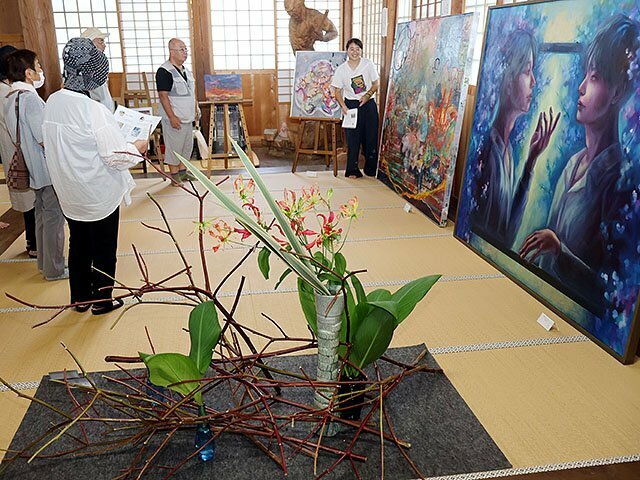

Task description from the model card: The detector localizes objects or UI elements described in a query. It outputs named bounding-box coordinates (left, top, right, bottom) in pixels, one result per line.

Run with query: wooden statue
left=284, top=0, right=338, bottom=52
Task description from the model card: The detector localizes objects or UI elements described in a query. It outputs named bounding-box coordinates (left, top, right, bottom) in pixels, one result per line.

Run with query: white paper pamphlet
left=342, top=108, right=358, bottom=129
left=114, top=105, right=162, bottom=143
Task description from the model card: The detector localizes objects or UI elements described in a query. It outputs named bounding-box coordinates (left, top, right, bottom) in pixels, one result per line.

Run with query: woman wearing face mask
left=331, top=38, right=380, bottom=178
left=472, top=29, right=560, bottom=249
left=43, top=38, right=147, bottom=315
left=4, top=49, right=66, bottom=280
left=0, top=45, right=37, bottom=253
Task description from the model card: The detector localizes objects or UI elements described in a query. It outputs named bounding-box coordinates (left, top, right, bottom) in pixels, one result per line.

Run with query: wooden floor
left=0, top=171, right=639, bottom=479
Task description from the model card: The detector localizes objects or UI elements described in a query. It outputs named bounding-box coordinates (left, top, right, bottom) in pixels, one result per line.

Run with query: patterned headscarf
left=62, top=37, right=109, bottom=92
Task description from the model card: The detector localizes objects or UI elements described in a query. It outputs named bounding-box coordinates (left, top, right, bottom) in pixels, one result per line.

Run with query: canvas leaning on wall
left=455, top=0, right=640, bottom=363
left=377, top=13, right=477, bottom=226
left=290, top=51, right=347, bottom=119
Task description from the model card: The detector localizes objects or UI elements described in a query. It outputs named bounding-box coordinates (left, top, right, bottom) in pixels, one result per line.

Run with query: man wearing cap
left=156, top=38, right=199, bottom=185
left=80, top=27, right=115, bottom=112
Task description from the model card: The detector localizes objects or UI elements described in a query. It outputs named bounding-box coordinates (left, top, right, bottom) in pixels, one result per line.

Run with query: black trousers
left=344, top=98, right=379, bottom=176
left=23, top=208, right=36, bottom=251
left=66, top=207, right=120, bottom=307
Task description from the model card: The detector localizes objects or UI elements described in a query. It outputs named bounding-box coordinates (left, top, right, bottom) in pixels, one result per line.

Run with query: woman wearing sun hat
left=42, top=37, right=147, bottom=315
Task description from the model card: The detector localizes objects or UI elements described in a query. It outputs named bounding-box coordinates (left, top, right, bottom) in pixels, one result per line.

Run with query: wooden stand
left=199, top=99, right=257, bottom=177
left=291, top=118, right=341, bottom=177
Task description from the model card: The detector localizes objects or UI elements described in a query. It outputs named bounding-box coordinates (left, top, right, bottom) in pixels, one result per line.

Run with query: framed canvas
left=204, top=74, right=243, bottom=101
left=290, top=51, right=347, bottom=119
left=454, top=0, right=640, bottom=363
left=377, top=13, right=477, bottom=226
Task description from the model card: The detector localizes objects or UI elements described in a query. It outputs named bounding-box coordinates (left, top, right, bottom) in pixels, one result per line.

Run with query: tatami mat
left=435, top=342, right=640, bottom=468
left=1, top=173, right=639, bottom=473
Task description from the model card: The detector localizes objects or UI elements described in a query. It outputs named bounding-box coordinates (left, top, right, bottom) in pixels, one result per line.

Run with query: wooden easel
left=199, top=99, right=257, bottom=177
left=291, top=118, right=341, bottom=177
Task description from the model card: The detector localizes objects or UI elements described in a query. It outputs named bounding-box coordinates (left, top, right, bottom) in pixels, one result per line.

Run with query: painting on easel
left=204, top=74, right=243, bottom=101
left=291, top=51, right=347, bottom=119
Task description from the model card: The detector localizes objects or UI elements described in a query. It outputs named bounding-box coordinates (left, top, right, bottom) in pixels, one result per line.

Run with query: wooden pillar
left=451, top=0, right=464, bottom=15
left=191, top=0, right=213, bottom=135
left=17, top=0, right=61, bottom=100
left=191, top=0, right=212, bottom=103
left=378, top=0, right=398, bottom=125
left=342, top=0, right=353, bottom=46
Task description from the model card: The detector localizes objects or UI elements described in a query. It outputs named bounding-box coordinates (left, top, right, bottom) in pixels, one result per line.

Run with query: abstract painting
left=204, top=74, right=243, bottom=101
left=455, top=0, right=640, bottom=363
left=378, top=14, right=477, bottom=226
left=291, top=51, right=347, bottom=119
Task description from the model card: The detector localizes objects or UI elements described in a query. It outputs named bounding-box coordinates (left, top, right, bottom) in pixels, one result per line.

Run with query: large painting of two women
left=455, top=0, right=640, bottom=363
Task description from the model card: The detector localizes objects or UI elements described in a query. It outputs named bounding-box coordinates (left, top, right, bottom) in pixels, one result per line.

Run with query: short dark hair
left=6, top=49, right=37, bottom=83
left=0, top=45, right=17, bottom=81
left=346, top=38, right=363, bottom=50
left=585, top=14, right=640, bottom=105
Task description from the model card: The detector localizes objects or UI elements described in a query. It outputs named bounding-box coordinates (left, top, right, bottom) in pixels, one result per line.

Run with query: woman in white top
left=331, top=38, right=380, bottom=178
left=4, top=49, right=66, bottom=280
left=0, top=45, right=36, bottom=254
left=43, top=37, right=147, bottom=315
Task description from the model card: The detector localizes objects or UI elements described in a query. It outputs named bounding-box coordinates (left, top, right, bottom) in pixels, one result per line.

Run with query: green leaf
left=313, top=251, right=329, bottom=268
left=350, top=275, right=366, bottom=304
left=348, top=301, right=371, bottom=344
left=258, top=247, right=271, bottom=280
left=337, top=284, right=355, bottom=359
left=178, top=154, right=330, bottom=295
left=367, top=300, right=399, bottom=320
left=366, top=289, right=392, bottom=302
left=298, top=278, right=317, bottom=335
left=274, top=268, right=292, bottom=290
left=334, top=252, right=346, bottom=276
left=391, top=275, right=441, bottom=326
left=350, top=305, right=396, bottom=370
left=318, top=272, right=337, bottom=283
left=188, top=301, right=221, bottom=375
left=141, top=352, right=203, bottom=404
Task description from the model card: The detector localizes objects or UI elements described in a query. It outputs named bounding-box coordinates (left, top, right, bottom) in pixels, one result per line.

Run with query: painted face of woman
left=510, top=51, right=536, bottom=114
left=576, top=67, right=618, bottom=126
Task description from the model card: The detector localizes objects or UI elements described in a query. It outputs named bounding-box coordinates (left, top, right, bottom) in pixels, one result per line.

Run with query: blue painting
left=455, top=0, right=640, bottom=363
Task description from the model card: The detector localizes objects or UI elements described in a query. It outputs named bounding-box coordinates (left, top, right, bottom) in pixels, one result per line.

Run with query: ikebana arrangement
left=184, top=140, right=440, bottom=423
left=1, top=141, right=442, bottom=479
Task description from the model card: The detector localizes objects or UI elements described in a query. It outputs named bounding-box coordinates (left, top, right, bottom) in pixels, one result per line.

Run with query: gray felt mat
left=1, top=345, right=510, bottom=479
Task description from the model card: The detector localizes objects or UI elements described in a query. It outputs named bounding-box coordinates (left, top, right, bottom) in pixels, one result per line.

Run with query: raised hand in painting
left=519, top=228, right=561, bottom=262
left=526, top=106, right=560, bottom=172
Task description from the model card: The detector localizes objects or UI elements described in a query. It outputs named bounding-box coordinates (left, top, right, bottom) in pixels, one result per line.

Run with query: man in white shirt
left=80, top=27, right=115, bottom=113
left=156, top=38, right=199, bottom=185
left=43, top=37, right=147, bottom=315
